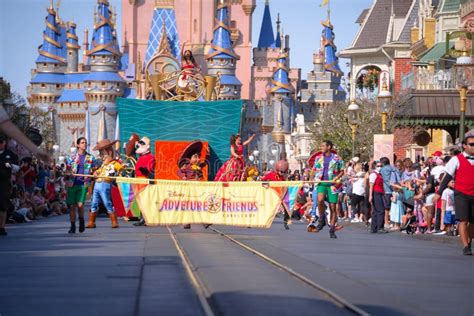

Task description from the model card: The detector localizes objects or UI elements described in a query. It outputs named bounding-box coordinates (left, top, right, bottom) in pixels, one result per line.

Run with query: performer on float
left=178, top=42, right=200, bottom=88
left=133, top=137, right=155, bottom=227
left=65, top=137, right=97, bottom=234
left=86, top=139, right=123, bottom=229
left=309, top=140, right=344, bottom=238
left=214, top=133, right=256, bottom=182
left=261, top=160, right=291, bottom=229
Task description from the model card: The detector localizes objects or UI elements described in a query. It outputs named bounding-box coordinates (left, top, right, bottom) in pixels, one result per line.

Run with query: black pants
left=434, top=208, right=441, bottom=231
left=371, top=192, right=385, bottom=233
left=351, top=194, right=365, bottom=216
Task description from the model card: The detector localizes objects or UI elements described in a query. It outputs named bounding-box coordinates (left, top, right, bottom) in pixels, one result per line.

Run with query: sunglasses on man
left=135, top=140, right=146, bottom=149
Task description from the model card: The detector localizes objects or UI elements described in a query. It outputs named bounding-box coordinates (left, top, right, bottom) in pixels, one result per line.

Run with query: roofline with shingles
left=395, top=0, right=418, bottom=41
left=349, top=0, right=378, bottom=49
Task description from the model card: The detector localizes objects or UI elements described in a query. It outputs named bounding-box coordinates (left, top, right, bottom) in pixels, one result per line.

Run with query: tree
left=310, top=96, right=410, bottom=162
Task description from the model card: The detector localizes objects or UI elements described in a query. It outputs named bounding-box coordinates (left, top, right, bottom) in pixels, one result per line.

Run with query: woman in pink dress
left=214, top=133, right=255, bottom=182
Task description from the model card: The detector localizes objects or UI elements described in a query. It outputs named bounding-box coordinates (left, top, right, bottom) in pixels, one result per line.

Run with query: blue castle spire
left=207, top=0, right=241, bottom=100
left=270, top=49, right=294, bottom=94
left=87, top=0, right=120, bottom=57
left=257, top=0, right=275, bottom=48
left=274, top=13, right=281, bottom=48
left=36, top=5, right=66, bottom=64
left=66, top=22, right=80, bottom=49
left=65, top=21, right=80, bottom=72
left=321, top=20, right=342, bottom=76
left=207, top=1, right=239, bottom=60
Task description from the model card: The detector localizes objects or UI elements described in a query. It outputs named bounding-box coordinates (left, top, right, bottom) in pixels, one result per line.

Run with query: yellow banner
left=131, top=180, right=282, bottom=228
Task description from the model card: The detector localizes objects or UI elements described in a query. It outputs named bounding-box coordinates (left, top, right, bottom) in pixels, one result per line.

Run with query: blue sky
left=0, top=0, right=372, bottom=98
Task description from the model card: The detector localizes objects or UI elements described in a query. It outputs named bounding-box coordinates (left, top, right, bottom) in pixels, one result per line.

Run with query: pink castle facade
left=122, top=0, right=256, bottom=99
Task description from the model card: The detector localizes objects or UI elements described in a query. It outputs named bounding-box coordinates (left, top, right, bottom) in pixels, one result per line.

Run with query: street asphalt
left=0, top=215, right=472, bottom=316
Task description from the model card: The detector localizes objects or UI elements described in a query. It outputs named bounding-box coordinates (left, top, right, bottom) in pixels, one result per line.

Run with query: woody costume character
left=308, top=140, right=344, bottom=238
left=214, top=133, right=255, bottom=182
left=133, top=136, right=155, bottom=227
left=65, top=137, right=97, bottom=234
left=86, top=139, right=123, bottom=229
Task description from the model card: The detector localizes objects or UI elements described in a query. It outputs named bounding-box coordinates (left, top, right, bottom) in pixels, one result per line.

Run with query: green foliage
left=311, top=98, right=406, bottom=162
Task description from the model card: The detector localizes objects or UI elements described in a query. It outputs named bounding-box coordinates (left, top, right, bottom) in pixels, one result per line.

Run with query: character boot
left=133, top=218, right=146, bottom=226
left=78, top=218, right=85, bottom=233
left=109, top=212, right=119, bottom=228
left=86, top=212, right=97, bottom=229
left=68, top=222, right=76, bottom=234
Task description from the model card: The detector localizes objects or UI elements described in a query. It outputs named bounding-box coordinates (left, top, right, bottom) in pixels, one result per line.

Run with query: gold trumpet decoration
left=149, top=73, right=164, bottom=100
left=144, top=68, right=220, bottom=102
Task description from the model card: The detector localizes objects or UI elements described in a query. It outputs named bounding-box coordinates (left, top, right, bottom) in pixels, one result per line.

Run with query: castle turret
left=84, top=0, right=124, bottom=145
left=86, top=0, right=121, bottom=72
left=257, top=0, right=275, bottom=48
left=300, top=19, right=345, bottom=105
left=29, top=4, right=66, bottom=111
left=206, top=0, right=241, bottom=100
left=270, top=45, right=294, bottom=156
left=321, top=20, right=343, bottom=76
left=66, top=22, right=80, bottom=72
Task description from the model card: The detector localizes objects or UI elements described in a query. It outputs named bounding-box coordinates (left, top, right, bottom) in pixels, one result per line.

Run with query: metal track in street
left=209, top=227, right=370, bottom=316
left=167, top=226, right=216, bottom=316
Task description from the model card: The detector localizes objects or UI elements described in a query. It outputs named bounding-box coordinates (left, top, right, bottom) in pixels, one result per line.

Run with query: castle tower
left=206, top=0, right=241, bottom=100
left=29, top=4, right=67, bottom=112
left=300, top=19, right=345, bottom=105
left=270, top=46, right=294, bottom=156
left=84, top=0, right=124, bottom=146
left=66, top=22, right=80, bottom=73
left=122, top=0, right=255, bottom=99
left=250, top=8, right=299, bottom=102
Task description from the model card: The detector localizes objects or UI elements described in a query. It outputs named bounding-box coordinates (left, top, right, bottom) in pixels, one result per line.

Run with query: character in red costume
left=261, top=160, right=291, bottom=229
left=135, top=137, right=155, bottom=178
left=133, top=137, right=155, bottom=227
left=214, top=133, right=256, bottom=182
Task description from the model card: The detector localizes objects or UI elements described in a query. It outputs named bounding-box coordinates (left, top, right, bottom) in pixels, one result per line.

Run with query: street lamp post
left=454, top=51, right=473, bottom=143
left=377, top=80, right=392, bottom=134
left=347, top=100, right=360, bottom=158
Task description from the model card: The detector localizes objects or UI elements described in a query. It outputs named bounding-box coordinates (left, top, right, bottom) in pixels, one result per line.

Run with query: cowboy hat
left=93, top=139, right=118, bottom=151
left=178, top=140, right=205, bottom=168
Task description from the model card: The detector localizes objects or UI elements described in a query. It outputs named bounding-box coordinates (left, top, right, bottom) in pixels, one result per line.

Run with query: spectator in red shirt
left=20, top=159, right=37, bottom=194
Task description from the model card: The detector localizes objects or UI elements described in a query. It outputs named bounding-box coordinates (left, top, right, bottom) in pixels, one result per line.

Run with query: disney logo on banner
left=167, top=190, right=185, bottom=198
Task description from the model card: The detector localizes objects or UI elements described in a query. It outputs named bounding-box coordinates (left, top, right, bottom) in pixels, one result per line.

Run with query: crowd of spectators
left=284, top=148, right=464, bottom=240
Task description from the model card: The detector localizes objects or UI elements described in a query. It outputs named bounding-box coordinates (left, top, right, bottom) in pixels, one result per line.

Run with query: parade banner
left=120, top=179, right=283, bottom=228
